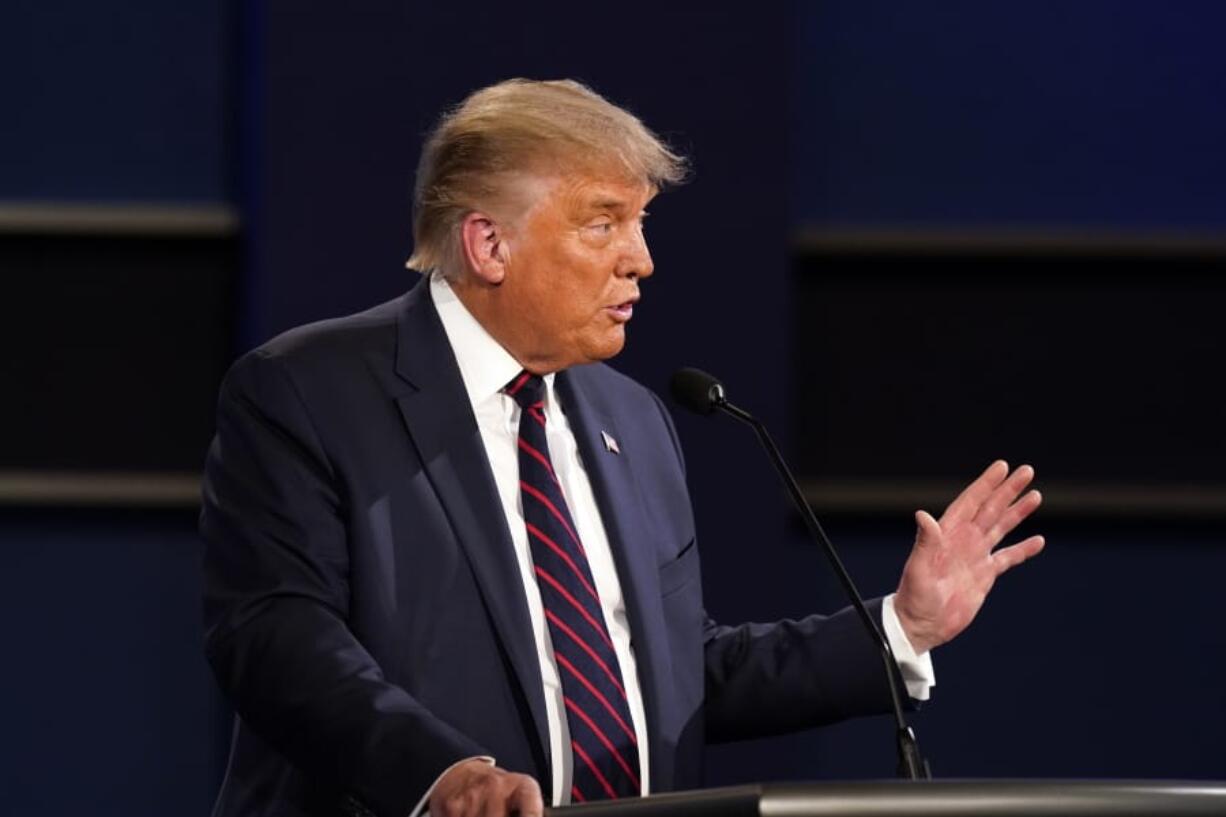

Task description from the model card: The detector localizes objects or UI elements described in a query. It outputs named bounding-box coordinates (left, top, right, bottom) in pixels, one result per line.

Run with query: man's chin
left=581, top=330, right=626, bottom=364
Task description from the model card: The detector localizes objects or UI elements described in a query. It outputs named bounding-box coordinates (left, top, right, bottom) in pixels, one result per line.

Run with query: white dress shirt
left=411, top=273, right=934, bottom=813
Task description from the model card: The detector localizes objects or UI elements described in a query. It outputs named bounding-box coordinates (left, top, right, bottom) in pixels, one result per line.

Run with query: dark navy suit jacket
left=201, top=278, right=896, bottom=817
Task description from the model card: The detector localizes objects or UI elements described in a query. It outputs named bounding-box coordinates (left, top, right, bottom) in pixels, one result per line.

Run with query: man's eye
left=588, top=222, right=614, bottom=235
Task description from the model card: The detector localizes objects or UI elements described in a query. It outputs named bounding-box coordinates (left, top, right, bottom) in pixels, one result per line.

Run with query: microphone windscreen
left=669, top=367, right=723, bottom=415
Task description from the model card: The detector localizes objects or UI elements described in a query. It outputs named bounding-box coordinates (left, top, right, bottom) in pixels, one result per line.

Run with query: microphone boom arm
left=710, top=392, right=932, bottom=781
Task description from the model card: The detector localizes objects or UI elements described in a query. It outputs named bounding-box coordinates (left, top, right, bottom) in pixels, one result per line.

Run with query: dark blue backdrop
left=792, top=2, right=1226, bottom=230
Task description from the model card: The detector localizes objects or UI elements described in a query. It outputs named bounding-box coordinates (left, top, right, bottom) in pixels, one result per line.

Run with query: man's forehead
left=498, top=169, right=655, bottom=223
left=559, top=174, right=656, bottom=212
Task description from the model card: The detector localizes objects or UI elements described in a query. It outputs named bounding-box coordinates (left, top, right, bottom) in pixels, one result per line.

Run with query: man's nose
left=619, top=228, right=654, bottom=280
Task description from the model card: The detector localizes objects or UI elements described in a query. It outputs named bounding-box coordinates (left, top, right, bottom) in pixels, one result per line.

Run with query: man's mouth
left=606, top=298, right=638, bottom=323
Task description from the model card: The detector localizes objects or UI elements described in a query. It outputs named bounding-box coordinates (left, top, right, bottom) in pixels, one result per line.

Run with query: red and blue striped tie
left=504, top=371, right=641, bottom=803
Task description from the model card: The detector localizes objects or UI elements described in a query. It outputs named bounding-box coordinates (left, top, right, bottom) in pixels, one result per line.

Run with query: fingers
left=941, top=460, right=1009, bottom=527
left=507, top=776, right=545, bottom=817
left=972, top=464, right=1036, bottom=533
left=991, top=535, right=1045, bottom=576
left=986, top=488, right=1042, bottom=543
left=431, top=761, right=544, bottom=817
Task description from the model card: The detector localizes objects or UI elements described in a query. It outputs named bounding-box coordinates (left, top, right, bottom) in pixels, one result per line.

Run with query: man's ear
left=459, top=211, right=509, bottom=285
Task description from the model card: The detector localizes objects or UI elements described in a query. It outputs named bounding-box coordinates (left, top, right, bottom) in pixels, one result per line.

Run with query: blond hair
left=406, top=78, right=688, bottom=277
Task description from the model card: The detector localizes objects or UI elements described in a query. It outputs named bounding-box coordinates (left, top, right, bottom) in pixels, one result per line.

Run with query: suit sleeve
left=201, top=350, right=488, bottom=817
left=701, top=600, right=906, bottom=742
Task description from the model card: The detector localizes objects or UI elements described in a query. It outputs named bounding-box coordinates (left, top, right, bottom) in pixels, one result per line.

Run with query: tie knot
left=504, top=370, right=546, bottom=410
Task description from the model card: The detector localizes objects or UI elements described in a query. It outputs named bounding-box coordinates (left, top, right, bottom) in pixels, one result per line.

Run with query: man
left=201, top=79, right=1044, bottom=817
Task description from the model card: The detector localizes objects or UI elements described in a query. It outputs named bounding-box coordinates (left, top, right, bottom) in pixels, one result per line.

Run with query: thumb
left=914, top=509, right=942, bottom=549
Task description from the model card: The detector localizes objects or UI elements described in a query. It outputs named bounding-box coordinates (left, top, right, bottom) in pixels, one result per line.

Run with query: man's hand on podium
left=429, top=759, right=544, bottom=817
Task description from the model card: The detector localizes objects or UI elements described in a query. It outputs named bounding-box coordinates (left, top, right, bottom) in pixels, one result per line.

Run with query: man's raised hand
left=893, top=460, right=1045, bottom=655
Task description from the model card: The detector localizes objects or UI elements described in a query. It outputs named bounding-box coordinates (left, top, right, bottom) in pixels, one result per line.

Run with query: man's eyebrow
left=586, top=196, right=630, bottom=213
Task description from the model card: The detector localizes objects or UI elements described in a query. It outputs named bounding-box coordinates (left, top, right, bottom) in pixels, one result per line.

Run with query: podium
left=549, top=782, right=1226, bottom=816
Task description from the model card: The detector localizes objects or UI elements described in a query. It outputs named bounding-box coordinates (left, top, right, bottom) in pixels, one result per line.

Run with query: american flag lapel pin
left=601, top=430, right=621, bottom=454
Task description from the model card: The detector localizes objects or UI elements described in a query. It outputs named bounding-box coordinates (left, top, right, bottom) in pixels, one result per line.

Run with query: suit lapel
left=556, top=368, right=671, bottom=791
left=392, top=280, right=551, bottom=777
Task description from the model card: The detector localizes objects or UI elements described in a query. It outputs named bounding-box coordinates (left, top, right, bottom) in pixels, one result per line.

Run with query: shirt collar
left=430, top=273, right=556, bottom=409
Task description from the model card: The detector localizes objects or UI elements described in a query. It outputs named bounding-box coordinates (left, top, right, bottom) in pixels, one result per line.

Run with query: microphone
left=669, top=367, right=932, bottom=780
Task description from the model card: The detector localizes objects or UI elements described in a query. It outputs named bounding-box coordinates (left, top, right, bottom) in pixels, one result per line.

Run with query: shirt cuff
left=408, top=756, right=497, bottom=817
left=882, top=593, right=936, bottom=701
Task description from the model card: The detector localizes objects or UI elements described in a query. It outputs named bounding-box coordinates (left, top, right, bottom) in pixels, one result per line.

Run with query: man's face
left=497, top=172, right=656, bottom=373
